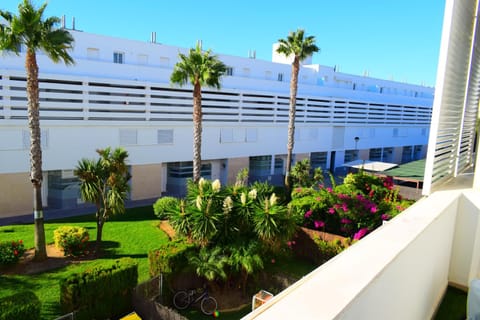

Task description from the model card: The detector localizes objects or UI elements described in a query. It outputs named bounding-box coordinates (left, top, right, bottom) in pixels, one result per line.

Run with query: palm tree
left=74, top=147, right=131, bottom=253
left=188, top=246, right=228, bottom=282
left=170, top=44, right=227, bottom=182
left=0, top=0, right=74, bottom=261
left=276, top=29, right=319, bottom=196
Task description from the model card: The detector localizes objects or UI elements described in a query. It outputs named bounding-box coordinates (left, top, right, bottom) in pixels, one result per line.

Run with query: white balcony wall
left=244, top=188, right=480, bottom=320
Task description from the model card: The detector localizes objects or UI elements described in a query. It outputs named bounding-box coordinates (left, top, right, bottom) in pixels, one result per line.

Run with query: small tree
left=291, top=159, right=324, bottom=188
left=74, top=147, right=131, bottom=253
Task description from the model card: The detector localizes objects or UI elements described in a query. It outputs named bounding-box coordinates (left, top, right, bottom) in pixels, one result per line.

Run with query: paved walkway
left=0, top=198, right=156, bottom=226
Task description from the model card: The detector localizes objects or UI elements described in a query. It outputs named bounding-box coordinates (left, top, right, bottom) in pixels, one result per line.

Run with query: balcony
left=242, top=174, right=479, bottom=319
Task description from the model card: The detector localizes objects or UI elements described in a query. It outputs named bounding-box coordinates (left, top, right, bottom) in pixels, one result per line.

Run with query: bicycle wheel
left=173, top=291, right=190, bottom=310
left=200, top=296, right=217, bottom=315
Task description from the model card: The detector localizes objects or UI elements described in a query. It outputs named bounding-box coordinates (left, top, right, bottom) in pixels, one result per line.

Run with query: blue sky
left=2, top=0, right=445, bottom=86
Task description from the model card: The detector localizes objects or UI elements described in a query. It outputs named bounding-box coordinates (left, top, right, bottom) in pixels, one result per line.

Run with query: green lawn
left=0, top=206, right=319, bottom=320
left=0, top=206, right=169, bottom=319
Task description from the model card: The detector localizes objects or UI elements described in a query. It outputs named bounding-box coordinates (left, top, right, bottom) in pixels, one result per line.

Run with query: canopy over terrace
left=380, top=159, right=426, bottom=189
left=342, top=160, right=398, bottom=172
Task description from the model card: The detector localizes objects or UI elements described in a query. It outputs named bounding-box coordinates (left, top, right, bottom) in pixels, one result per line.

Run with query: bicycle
left=173, top=286, right=218, bottom=315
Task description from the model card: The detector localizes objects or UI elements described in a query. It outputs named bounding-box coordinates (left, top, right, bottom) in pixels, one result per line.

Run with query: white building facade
left=0, top=30, right=433, bottom=218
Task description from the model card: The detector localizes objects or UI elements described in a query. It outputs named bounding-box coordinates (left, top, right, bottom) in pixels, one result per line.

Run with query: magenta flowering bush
left=289, top=172, right=414, bottom=239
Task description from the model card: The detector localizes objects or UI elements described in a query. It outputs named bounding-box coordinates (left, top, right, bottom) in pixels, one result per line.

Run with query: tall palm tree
left=170, top=44, right=227, bottom=182
left=74, top=147, right=131, bottom=253
left=276, top=29, right=319, bottom=196
left=0, top=0, right=74, bottom=261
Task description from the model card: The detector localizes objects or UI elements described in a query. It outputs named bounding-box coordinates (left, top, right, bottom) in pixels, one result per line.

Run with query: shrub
left=54, top=226, right=89, bottom=256
left=313, top=237, right=351, bottom=263
left=153, top=196, right=179, bottom=219
left=60, top=258, right=138, bottom=320
left=0, top=240, right=25, bottom=265
left=148, top=239, right=194, bottom=277
left=290, top=171, right=414, bottom=239
left=0, top=291, right=41, bottom=320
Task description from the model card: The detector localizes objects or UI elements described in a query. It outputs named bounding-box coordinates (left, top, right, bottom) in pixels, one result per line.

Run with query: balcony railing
left=242, top=176, right=480, bottom=319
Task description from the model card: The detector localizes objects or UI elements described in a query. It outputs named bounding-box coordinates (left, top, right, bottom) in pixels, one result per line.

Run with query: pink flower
left=314, top=220, right=325, bottom=229
left=316, top=197, right=321, bottom=201
left=353, top=228, right=369, bottom=240
left=328, top=207, right=335, bottom=215
left=342, top=203, right=348, bottom=212
left=341, top=218, right=352, bottom=224
left=396, top=205, right=403, bottom=211
left=381, top=214, right=390, bottom=220
left=304, top=210, right=313, bottom=218
left=370, top=206, right=377, bottom=213
left=326, top=187, right=332, bottom=193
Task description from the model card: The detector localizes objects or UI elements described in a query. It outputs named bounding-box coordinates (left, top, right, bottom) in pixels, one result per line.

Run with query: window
left=137, top=54, right=148, bottom=65
left=402, top=146, right=413, bottom=163
left=87, top=48, right=99, bottom=60
left=113, top=52, right=124, bottom=64
left=344, top=150, right=358, bottom=163
left=310, top=152, right=327, bottom=170
left=119, top=129, right=137, bottom=145
left=369, top=148, right=382, bottom=161
left=160, top=56, right=170, bottom=66
left=226, top=67, right=233, bottom=76
left=277, top=73, right=284, bottom=82
left=157, top=129, right=174, bottom=144
left=249, top=155, right=272, bottom=177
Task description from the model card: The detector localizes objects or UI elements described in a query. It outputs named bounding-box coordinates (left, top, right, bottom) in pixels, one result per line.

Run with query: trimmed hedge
left=60, top=258, right=138, bottom=320
left=0, top=291, right=41, bottom=320
left=148, top=239, right=194, bottom=277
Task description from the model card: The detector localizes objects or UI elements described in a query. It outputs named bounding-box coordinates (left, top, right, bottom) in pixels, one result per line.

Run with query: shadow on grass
left=0, top=275, right=37, bottom=292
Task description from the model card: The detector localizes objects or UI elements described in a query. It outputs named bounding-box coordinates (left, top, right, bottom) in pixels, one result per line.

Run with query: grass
left=434, top=286, right=467, bottom=320
left=0, top=206, right=169, bottom=319
left=0, top=206, right=319, bottom=320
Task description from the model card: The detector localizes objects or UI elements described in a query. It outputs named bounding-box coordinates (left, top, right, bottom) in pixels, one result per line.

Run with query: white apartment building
left=0, top=29, right=433, bottom=218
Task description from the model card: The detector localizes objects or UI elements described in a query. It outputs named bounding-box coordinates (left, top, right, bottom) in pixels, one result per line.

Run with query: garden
left=0, top=160, right=414, bottom=319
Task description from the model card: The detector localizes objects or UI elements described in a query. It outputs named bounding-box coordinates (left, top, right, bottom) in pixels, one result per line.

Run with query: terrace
left=242, top=0, right=480, bottom=319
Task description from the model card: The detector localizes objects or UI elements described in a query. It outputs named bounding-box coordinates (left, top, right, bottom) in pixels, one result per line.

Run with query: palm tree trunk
left=95, top=218, right=104, bottom=254
left=26, top=50, right=47, bottom=261
left=285, top=58, right=300, bottom=198
left=192, top=81, right=202, bottom=183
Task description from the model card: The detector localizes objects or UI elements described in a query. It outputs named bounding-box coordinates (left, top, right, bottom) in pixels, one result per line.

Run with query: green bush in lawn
left=54, top=226, right=90, bottom=256
left=60, top=258, right=138, bottom=320
left=153, top=196, right=179, bottom=220
left=0, top=291, right=41, bottom=320
left=0, top=240, right=25, bottom=265
left=148, top=239, right=194, bottom=277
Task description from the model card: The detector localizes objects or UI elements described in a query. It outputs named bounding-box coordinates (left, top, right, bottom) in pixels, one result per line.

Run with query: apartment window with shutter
left=119, top=129, right=137, bottom=145
left=277, top=73, right=284, bottom=82
left=226, top=67, right=233, bottom=76
left=157, top=129, right=174, bottom=144
left=113, top=52, right=124, bottom=64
